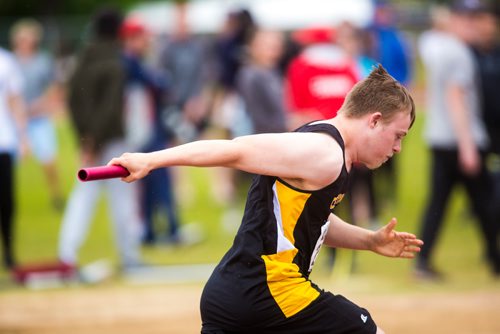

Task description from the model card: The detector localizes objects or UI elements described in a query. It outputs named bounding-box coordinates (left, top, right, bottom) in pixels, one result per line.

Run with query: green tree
left=0, top=0, right=140, bottom=17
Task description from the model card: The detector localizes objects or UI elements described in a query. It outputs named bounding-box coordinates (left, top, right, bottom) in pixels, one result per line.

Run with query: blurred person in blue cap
left=367, top=0, right=413, bottom=209
left=368, top=0, right=412, bottom=86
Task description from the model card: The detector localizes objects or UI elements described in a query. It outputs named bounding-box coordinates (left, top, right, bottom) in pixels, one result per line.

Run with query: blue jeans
left=141, top=139, right=180, bottom=243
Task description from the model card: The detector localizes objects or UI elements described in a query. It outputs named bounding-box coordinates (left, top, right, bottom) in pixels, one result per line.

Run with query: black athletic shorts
left=201, top=291, right=378, bottom=334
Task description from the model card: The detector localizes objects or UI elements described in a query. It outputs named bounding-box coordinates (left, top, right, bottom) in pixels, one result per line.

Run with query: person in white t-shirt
left=0, top=47, right=27, bottom=270
left=416, top=1, right=499, bottom=279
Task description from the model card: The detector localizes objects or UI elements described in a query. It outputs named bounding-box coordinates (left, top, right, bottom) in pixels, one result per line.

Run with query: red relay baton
left=77, top=165, right=130, bottom=182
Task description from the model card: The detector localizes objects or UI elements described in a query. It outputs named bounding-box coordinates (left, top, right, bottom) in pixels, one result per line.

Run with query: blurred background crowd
left=0, top=0, right=499, bottom=287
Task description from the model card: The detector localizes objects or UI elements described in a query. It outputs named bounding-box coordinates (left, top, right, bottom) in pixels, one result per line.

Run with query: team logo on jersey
left=330, top=193, right=345, bottom=209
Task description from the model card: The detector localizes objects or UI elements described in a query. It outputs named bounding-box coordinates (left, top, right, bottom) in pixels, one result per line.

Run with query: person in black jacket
left=471, top=3, right=500, bottom=272
left=58, top=8, right=143, bottom=271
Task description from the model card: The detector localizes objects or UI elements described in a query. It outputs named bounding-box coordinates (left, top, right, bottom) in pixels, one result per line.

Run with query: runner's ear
left=368, top=112, right=383, bottom=128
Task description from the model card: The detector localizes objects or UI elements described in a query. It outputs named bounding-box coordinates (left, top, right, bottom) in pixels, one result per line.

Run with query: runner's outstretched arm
left=324, top=214, right=423, bottom=259
left=108, top=132, right=344, bottom=190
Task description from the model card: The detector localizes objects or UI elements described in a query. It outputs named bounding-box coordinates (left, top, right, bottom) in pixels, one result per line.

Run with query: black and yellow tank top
left=201, top=123, right=350, bottom=328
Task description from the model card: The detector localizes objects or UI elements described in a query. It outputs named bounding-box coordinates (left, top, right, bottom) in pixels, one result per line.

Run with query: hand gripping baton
left=77, top=165, right=130, bottom=182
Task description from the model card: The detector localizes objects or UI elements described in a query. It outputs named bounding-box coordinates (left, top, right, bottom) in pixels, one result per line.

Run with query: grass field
left=1, top=107, right=499, bottom=333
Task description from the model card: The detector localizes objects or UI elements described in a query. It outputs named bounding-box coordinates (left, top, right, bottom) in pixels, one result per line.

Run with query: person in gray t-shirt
left=416, top=3, right=499, bottom=280
left=10, top=19, right=64, bottom=210
left=236, top=29, right=288, bottom=134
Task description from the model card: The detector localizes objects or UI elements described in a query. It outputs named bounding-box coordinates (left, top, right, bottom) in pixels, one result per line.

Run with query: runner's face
left=363, top=112, right=411, bottom=169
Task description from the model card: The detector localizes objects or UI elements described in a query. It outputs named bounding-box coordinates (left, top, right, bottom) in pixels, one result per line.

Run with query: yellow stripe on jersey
left=262, top=252, right=320, bottom=318
left=272, top=181, right=310, bottom=252
left=264, top=181, right=319, bottom=318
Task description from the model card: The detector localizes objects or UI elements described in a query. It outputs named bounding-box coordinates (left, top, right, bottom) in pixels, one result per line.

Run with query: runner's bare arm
left=324, top=214, right=423, bottom=258
left=108, top=132, right=344, bottom=189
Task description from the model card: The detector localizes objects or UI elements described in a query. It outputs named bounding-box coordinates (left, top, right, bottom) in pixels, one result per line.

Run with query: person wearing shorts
left=10, top=18, right=64, bottom=210
left=109, top=65, right=423, bottom=334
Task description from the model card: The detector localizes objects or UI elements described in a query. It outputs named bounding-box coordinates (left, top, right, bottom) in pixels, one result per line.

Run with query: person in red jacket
left=285, top=26, right=359, bottom=129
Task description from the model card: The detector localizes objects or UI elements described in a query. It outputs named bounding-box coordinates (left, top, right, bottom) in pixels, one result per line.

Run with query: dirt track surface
left=0, top=285, right=499, bottom=334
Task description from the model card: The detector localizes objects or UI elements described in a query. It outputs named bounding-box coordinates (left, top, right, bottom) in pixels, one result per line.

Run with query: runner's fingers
left=404, top=245, right=421, bottom=253
left=406, top=238, right=424, bottom=246
left=398, top=232, right=417, bottom=239
left=400, top=252, right=415, bottom=259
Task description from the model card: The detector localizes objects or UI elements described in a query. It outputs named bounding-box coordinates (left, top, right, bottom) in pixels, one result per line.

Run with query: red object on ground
left=12, top=261, right=76, bottom=284
left=77, top=165, right=130, bottom=182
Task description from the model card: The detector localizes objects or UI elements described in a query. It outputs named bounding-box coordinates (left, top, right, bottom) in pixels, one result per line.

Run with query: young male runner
left=109, top=65, right=422, bottom=334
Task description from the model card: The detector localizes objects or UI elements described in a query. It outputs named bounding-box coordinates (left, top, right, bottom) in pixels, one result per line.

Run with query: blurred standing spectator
left=209, top=8, right=256, bottom=205
left=158, top=2, right=210, bottom=144
left=0, top=48, right=26, bottom=270
left=284, top=26, right=359, bottom=129
left=121, top=17, right=182, bottom=245
left=276, top=36, right=303, bottom=78
left=367, top=0, right=413, bottom=205
left=416, top=2, right=499, bottom=279
left=236, top=29, right=287, bottom=134
left=470, top=3, right=500, bottom=215
left=211, top=7, right=255, bottom=139
left=368, top=0, right=412, bottom=86
left=10, top=18, right=64, bottom=211
left=218, top=28, right=288, bottom=234
left=59, top=8, right=143, bottom=269
left=214, top=8, right=256, bottom=99
left=336, top=21, right=378, bottom=79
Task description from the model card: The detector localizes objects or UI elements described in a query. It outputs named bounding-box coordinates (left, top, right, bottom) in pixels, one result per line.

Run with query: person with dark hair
left=109, top=65, right=421, bottom=334
left=216, top=8, right=256, bottom=91
left=208, top=8, right=256, bottom=209
left=470, top=2, right=500, bottom=207
left=58, top=7, right=143, bottom=271
left=120, top=16, right=183, bottom=245
left=93, top=8, right=122, bottom=38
